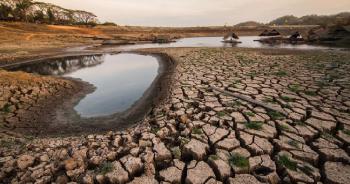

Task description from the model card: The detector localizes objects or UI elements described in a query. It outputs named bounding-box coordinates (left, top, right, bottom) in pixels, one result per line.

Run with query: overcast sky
left=40, top=0, right=350, bottom=27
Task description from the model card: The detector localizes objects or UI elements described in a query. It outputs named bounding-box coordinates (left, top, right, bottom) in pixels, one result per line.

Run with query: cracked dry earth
left=1, top=47, right=350, bottom=184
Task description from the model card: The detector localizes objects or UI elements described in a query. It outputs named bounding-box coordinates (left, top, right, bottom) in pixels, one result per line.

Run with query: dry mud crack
left=1, top=47, right=350, bottom=183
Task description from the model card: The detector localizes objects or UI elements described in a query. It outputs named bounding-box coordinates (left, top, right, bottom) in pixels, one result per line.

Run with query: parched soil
left=0, top=69, right=87, bottom=135
left=0, top=47, right=349, bottom=183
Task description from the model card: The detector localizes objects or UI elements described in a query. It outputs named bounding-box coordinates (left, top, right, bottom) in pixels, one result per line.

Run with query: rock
left=186, top=161, right=215, bottom=184
left=159, top=166, right=183, bottom=183
left=90, top=156, right=104, bottom=166
left=82, top=173, right=94, bottom=184
left=95, top=174, right=105, bottom=184
left=17, top=155, right=35, bottom=170
left=128, top=175, right=158, bottom=184
left=183, top=139, right=209, bottom=160
left=64, top=158, right=78, bottom=171
left=154, top=142, right=172, bottom=162
left=228, top=174, right=262, bottom=184
left=120, top=155, right=144, bottom=177
left=105, top=161, right=129, bottom=184
left=56, top=175, right=69, bottom=184
left=208, top=156, right=231, bottom=181
left=324, top=162, right=350, bottom=184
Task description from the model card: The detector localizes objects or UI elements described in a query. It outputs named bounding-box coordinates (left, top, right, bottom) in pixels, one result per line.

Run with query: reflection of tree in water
left=13, top=55, right=105, bottom=75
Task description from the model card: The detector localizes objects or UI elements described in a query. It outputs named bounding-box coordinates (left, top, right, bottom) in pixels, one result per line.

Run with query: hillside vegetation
left=269, top=12, right=350, bottom=26
left=0, top=0, right=98, bottom=25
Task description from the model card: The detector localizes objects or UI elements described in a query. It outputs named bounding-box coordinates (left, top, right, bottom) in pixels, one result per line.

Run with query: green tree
left=33, top=10, right=44, bottom=23
left=0, top=4, right=13, bottom=20
left=47, top=8, right=55, bottom=24
left=14, top=0, right=32, bottom=21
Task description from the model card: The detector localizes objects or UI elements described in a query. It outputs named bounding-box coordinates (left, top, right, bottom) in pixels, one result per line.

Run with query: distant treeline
left=236, top=12, right=350, bottom=27
left=0, top=0, right=98, bottom=25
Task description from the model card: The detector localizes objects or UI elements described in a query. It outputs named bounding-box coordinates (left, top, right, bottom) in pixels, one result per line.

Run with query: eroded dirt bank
left=1, top=48, right=350, bottom=184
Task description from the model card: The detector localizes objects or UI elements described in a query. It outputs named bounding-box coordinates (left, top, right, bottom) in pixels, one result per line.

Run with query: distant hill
left=234, top=21, right=265, bottom=27
left=0, top=0, right=98, bottom=25
left=269, top=12, right=350, bottom=26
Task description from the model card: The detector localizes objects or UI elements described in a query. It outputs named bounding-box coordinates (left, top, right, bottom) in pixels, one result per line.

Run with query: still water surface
left=116, top=36, right=332, bottom=50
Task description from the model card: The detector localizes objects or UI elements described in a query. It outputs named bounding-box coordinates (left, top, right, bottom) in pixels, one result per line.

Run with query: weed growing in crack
left=274, top=70, right=288, bottom=77
left=229, top=154, right=249, bottom=168
left=209, top=155, right=219, bottom=160
left=151, top=127, right=160, bottom=134
left=279, top=124, right=290, bottom=131
left=97, top=162, right=113, bottom=175
left=287, top=140, right=300, bottom=148
left=288, top=84, right=300, bottom=93
left=245, top=121, right=263, bottom=130
left=171, top=147, right=181, bottom=159
left=281, top=96, right=295, bottom=102
left=244, top=112, right=255, bottom=117
left=299, top=164, right=314, bottom=174
left=192, top=128, right=203, bottom=135
left=295, top=121, right=306, bottom=126
left=1, top=103, right=11, bottom=113
left=217, top=111, right=227, bottom=117
left=277, top=155, right=297, bottom=171
left=180, top=137, right=190, bottom=147
left=262, top=97, right=276, bottom=104
left=342, top=129, right=350, bottom=136
left=267, top=110, right=284, bottom=120
left=304, top=90, right=317, bottom=96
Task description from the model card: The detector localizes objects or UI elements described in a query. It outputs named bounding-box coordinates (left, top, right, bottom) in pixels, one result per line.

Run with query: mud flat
left=1, top=47, right=350, bottom=184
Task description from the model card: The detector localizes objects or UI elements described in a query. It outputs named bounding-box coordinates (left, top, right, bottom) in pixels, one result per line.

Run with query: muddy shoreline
left=1, top=50, right=176, bottom=137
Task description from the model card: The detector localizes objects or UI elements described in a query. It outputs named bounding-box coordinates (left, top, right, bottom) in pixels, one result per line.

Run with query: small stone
left=121, top=155, right=144, bottom=177
left=324, top=162, right=350, bottom=184
left=105, top=161, right=129, bottom=184
left=183, top=139, right=209, bottom=160
left=186, top=161, right=215, bottom=184
left=17, top=155, right=35, bottom=170
left=228, top=174, right=262, bottom=184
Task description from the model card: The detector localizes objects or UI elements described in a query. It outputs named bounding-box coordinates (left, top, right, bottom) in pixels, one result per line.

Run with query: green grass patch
left=97, top=162, right=114, bottom=175
left=342, top=129, right=350, bottom=136
left=171, top=147, right=181, bottom=159
left=180, top=137, right=190, bottom=147
left=209, top=154, right=219, bottom=160
left=287, top=140, right=300, bottom=148
left=279, top=124, right=290, bottom=131
left=1, top=103, right=11, bottom=113
left=267, top=110, right=284, bottom=120
left=151, top=127, right=160, bottom=134
left=244, top=112, right=255, bottom=117
left=295, top=121, right=306, bottom=126
left=245, top=121, right=263, bottom=130
left=288, top=84, right=300, bottom=93
left=277, top=155, right=297, bottom=171
left=304, top=90, right=317, bottom=96
left=299, top=164, right=314, bottom=174
left=217, top=111, right=227, bottom=117
left=274, top=70, right=288, bottom=77
left=281, top=96, right=295, bottom=102
left=229, top=101, right=241, bottom=107
left=229, top=154, right=249, bottom=168
left=192, top=128, right=203, bottom=135
left=262, top=97, right=275, bottom=104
